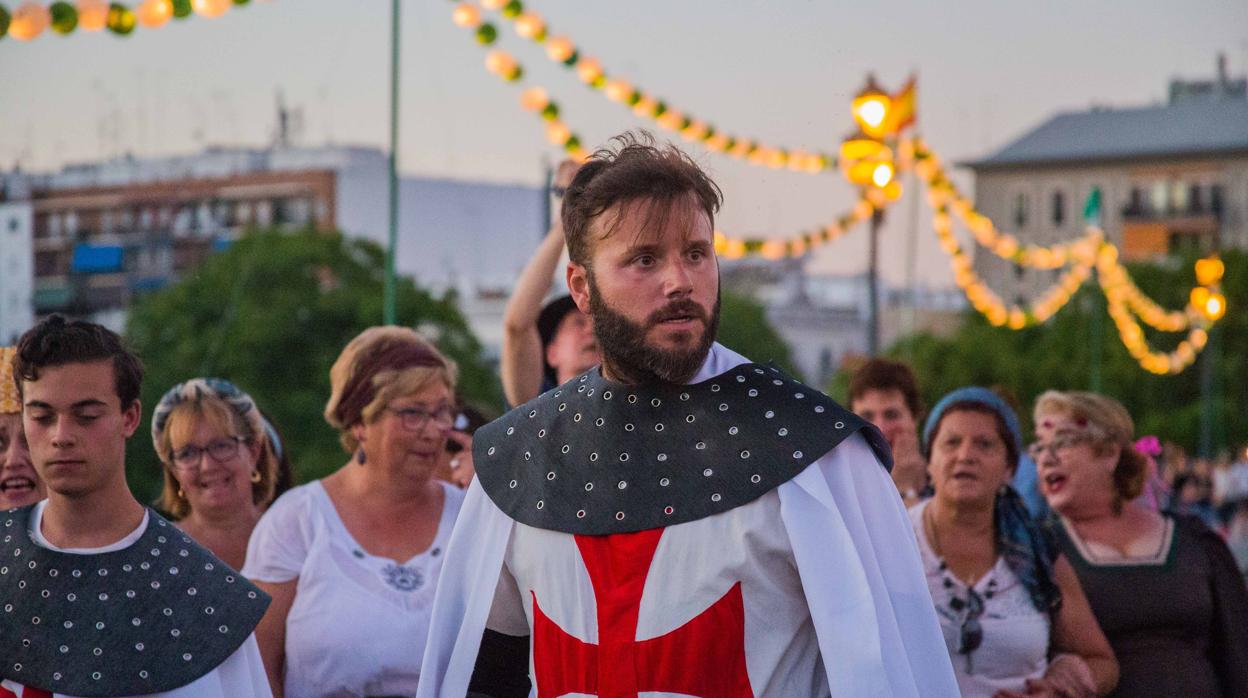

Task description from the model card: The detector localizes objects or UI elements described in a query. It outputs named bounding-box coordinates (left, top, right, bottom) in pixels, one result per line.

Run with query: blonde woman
left=151, top=377, right=281, bottom=569
left=1034, top=391, right=1248, bottom=696
left=244, top=327, right=470, bottom=697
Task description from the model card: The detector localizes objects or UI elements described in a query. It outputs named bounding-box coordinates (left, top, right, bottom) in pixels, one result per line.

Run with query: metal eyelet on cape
left=471, top=362, right=890, bottom=535
left=0, top=506, right=271, bottom=696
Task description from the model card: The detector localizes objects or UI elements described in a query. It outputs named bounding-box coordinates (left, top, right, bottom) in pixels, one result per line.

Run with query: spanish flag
left=889, top=75, right=917, bottom=133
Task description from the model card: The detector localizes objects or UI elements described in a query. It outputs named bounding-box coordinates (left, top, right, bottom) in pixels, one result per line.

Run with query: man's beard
left=587, top=273, right=720, bottom=386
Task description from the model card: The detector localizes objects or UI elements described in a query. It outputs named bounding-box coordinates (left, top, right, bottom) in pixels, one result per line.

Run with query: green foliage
left=716, top=290, right=799, bottom=376
left=125, top=228, right=500, bottom=505
left=831, top=250, right=1247, bottom=453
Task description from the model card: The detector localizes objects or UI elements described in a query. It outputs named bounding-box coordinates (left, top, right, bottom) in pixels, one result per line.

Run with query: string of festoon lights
left=449, top=2, right=1224, bottom=374
left=0, top=0, right=258, bottom=39
left=454, top=0, right=845, bottom=175
left=448, top=0, right=880, bottom=260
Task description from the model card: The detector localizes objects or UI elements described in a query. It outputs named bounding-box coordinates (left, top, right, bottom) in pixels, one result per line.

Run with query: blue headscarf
left=923, top=387, right=1061, bottom=614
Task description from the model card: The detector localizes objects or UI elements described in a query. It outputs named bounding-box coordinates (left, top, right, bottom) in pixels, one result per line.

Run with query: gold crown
left=0, top=347, right=19, bottom=414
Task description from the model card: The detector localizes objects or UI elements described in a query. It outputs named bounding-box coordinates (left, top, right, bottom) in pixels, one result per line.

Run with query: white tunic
left=908, top=500, right=1050, bottom=697
left=2, top=501, right=271, bottom=698
left=419, top=343, right=959, bottom=698
left=243, top=480, right=464, bottom=698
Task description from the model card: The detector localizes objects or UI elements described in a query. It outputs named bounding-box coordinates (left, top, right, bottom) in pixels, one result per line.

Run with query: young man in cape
left=419, top=133, right=958, bottom=697
left=0, top=316, right=271, bottom=698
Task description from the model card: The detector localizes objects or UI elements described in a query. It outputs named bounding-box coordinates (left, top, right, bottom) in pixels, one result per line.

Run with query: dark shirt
left=1055, top=514, right=1248, bottom=697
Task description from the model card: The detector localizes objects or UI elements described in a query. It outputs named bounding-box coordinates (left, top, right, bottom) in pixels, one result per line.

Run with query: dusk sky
left=3, top=0, right=1245, bottom=286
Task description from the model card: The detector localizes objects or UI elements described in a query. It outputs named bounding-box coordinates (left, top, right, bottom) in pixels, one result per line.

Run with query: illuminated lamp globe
left=871, top=163, right=894, bottom=188
left=8, top=2, right=50, bottom=40
left=137, top=0, right=172, bottom=27
left=76, top=0, right=109, bottom=30
left=514, top=12, right=545, bottom=39
left=545, top=122, right=571, bottom=146
left=481, top=0, right=506, bottom=9
left=545, top=36, right=574, bottom=62
left=451, top=4, right=480, bottom=28
left=1203, top=293, right=1226, bottom=322
left=484, top=50, right=516, bottom=77
left=192, top=0, right=230, bottom=18
left=576, top=57, right=603, bottom=84
left=604, top=79, right=633, bottom=103
left=851, top=75, right=892, bottom=137
left=1190, top=287, right=1211, bottom=314
left=519, top=87, right=548, bottom=112
left=1195, top=256, right=1224, bottom=287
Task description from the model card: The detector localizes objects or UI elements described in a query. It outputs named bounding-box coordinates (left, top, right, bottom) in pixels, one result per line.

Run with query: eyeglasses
left=388, top=405, right=457, bottom=431
left=1026, top=432, right=1094, bottom=461
left=949, top=587, right=985, bottom=654
left=170, top=436, right=245, bottom=470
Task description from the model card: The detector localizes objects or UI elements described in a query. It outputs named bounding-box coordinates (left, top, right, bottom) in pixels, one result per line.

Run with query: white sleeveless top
left=243, top=480, right=464, bottom=698
left=908, top=500, right=1050, bottom=698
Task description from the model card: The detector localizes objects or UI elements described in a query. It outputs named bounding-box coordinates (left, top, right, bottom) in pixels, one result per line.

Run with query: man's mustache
left=646, top=300, right=708, bottom=327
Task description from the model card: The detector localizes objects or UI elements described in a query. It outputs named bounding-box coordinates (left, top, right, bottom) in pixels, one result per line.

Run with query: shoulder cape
left=0, top=506, right=270, bottom=697
left=473, top=362, right=891, bottom=535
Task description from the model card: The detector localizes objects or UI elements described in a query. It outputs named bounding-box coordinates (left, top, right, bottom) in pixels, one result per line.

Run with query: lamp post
left=841, top=75, right=898, bottom=356
left=1194, top=255, right=1227, bottom=458
left=384, top=0, right=401, bottom=325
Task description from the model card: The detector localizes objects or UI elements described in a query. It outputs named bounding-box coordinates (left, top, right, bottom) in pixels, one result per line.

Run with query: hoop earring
left=177, top=488, right=185, bottom=499
left=251, top=469, right=262, bottom=484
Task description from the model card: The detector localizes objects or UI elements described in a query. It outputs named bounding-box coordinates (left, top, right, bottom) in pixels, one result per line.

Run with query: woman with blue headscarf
left=910, top=387, right=1118, bottom=697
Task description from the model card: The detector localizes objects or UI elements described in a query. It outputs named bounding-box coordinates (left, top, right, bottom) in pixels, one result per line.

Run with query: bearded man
left=418, top=133, right=957, bottom=697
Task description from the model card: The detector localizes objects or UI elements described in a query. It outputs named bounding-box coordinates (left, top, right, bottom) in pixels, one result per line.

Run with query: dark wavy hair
left=561, top=130, right=723, bottom=267
left=13, top=314, right=144, bottom=409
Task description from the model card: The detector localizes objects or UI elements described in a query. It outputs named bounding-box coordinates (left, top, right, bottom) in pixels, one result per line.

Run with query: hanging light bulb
left=192, top=0, right=230, bottom=18
left=137, top=0, right=173, bottom=27
left=451, top=3, right=480, bottom=28
left=8, top=2, right=51, bottom=40
left=76, top=0, right=109, bottom=30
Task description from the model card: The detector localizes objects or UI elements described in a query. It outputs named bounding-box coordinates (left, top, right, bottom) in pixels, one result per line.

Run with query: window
left=1150, top=181, right=1168, bottom=214
left=1170, top=181, right=1188, bottom=213
left=1012, top=192, right=1029, bottom=229
left=1051, top=190, right=1066, bottom=228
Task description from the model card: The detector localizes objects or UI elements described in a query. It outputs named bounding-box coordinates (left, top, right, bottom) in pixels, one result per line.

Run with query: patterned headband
left=151, top=377, right=271, bottom=463
left=332, top=341, right=445, bottom=429
left=0, top=347, right=19, bottom=415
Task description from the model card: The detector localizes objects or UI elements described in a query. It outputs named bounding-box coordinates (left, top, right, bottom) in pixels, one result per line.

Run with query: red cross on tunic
left=531, top=527, right=753, bottom=698
left=0, top=685, right=53, bottom=698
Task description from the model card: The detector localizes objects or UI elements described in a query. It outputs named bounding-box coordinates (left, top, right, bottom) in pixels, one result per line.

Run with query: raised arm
left=501, top=160, right=581, bottom=406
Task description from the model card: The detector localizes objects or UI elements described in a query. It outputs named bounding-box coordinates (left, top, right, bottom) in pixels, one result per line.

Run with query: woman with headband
left=243, top=326, right=470, bottom=697
left=152, top=377, right=283, bottom=570
left=0, top=346, right=45, bottom=509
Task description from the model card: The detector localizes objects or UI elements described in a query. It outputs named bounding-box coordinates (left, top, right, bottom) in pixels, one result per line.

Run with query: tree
left=717, top=289, right=799, bottom=376
left=831, top=250, right=1247, bottom=452
left=125, top=227, right=500, bottom=505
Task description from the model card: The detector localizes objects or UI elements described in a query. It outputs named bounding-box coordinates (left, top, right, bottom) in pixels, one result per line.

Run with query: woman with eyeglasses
left=151, top=377, right=282, bottom=570
left=243, top=326, right=469, bottom=698
left=912, top=387, right=1118, bottom=697
left=1033, top=390, right=1248, bottom=697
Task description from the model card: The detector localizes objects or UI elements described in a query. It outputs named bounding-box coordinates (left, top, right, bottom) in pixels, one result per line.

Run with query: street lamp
left=841, top=76, right=897, bottom=356
left=1195, top=254, right=1227, bottom=458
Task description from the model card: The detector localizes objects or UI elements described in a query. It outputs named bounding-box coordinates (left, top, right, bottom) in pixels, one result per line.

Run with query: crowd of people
left=2, top=132, right=1246, bottom=698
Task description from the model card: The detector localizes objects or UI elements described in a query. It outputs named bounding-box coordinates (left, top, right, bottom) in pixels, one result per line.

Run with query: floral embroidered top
left=243, top=480, right=464, bottom=697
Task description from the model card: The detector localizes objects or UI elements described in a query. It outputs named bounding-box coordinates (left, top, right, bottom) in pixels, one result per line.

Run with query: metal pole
left=868, top=207, right=883, bottom=356
left=1200, top=325, right=1216, bottom=458
left=383, top=0, right=401, bottom=325
left=1089, top=292, right=1103, bottom=392
left=541, top=158, right=553, bottom=239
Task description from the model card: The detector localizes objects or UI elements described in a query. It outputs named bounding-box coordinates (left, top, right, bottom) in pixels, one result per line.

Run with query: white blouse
left=909, top=500, right=1050, bottom=698
left=243, top=480, right=464, bottom=698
